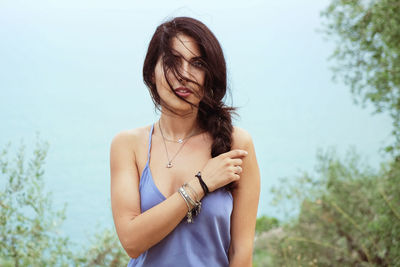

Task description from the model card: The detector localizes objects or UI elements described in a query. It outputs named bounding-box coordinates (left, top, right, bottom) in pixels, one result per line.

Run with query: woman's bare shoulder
left=231, top=125, right=253, bottom=150
left=110, top=125, right=152, bottom=149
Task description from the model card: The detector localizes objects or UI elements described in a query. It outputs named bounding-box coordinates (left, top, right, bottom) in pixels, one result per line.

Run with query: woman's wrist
left=195, top=171, right=210, bottom=195
left=187, top=178, right=205, bottom=200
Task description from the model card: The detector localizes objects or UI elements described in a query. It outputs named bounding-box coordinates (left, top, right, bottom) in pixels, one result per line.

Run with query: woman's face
left=154, top=33, right=205, bottom=115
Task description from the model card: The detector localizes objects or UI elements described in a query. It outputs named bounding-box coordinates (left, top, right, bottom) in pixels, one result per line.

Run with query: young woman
left=110, top=16, right=260, bottom=267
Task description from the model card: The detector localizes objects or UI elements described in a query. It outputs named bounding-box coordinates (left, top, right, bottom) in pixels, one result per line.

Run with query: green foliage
left=255, top=215, right=279, bottom=235
left=0, top=137, right=129, bottom=267
left=320, top=0, right=400, bottom=154
left=0, top=136, right=75, bottom=266
left=253, top=1, right=400, bottom=265
left=253, top=215, right=280, bottom=266
left=259, top=148, right=400, bottom=266
left=74, top=225, right=130, bottom=267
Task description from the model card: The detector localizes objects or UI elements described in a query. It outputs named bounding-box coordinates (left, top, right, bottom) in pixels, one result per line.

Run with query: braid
left=198, top=101, right=239, bottom=192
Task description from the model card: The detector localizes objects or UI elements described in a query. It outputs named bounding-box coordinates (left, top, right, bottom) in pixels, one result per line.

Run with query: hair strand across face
left=143, top=17, right=239, bottom=192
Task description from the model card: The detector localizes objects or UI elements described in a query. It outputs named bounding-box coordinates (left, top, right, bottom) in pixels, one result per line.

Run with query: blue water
left=0, top=0, right=392, bottom=250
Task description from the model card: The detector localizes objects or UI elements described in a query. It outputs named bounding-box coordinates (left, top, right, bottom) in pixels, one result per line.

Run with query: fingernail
left=244, top=151, right=248, bottom=155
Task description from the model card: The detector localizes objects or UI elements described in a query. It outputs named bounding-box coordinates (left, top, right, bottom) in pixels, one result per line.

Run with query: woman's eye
left=191, top=60, right=203, bottom=68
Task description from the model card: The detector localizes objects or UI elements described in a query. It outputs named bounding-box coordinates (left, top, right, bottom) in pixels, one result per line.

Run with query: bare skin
left=110, top=33, right=260, bottom=266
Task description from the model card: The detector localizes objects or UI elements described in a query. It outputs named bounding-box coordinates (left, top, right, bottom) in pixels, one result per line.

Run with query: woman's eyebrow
left=191, top=56, right=202, bottom=60
left=171, top=51, right=202, bottom=61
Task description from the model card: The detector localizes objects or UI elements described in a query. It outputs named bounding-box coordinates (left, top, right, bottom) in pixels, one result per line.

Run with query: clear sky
left=0, top=0, right=393, bottom=246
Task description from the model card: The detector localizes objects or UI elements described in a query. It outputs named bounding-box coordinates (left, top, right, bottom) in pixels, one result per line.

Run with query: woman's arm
left=110, top=130, right=205, bottom=258
left=228, top=128, right=261, bottom=267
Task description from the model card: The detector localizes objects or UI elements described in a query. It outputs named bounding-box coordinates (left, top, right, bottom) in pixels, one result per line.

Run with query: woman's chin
left=159, top=96, right=200, bottom=115
left=166, top=99, right=197, bottom=111
left=168, top=105, right=198, bottom=116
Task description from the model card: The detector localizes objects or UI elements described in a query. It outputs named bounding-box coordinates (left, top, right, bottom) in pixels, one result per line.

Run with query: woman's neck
left=157, top=111, right=202, bottom=140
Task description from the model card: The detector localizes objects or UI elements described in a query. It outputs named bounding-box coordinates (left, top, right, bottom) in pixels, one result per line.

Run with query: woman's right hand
left=200, top=149, right=248, bottom=192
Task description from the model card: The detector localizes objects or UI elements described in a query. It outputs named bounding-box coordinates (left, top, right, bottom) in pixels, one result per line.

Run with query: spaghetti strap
left=146, top=123, right=155, bottom=165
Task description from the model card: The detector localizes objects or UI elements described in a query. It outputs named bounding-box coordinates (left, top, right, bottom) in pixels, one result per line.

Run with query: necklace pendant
left=178, top=139, right=183, bottom=143
left=166, top=162, right=173, bottom=168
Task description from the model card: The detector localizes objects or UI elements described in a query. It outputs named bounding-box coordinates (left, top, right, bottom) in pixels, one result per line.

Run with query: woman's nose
left=180, top=60, right=190, bottom=76
left=176, top=63, right=189, bottom=83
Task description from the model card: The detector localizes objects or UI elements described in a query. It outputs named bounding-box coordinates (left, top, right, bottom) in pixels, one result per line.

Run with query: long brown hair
left=143, top=17, right=238, bottom=191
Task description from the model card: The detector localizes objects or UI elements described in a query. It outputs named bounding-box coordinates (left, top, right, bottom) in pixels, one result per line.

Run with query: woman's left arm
left=228, top=128, right=261, bottom=267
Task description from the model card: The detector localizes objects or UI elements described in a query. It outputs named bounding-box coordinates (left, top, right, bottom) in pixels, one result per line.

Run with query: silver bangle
left=178, top=187, right=191, bottom=211
left=180, top=185, right=202, bottom=217
left=179, top=186, right=197, bottom=209
left=178, top=187, right=194, bottom=223
left=183, top=182, right=199, bottom=203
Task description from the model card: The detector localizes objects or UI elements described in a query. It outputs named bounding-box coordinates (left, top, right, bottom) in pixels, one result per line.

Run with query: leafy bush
left=255, top=215, right=279, bottom=235
left=74, top=224, right=130, bottom=267
left=321, top=0, right=400, bottom=154
left=261, top=147, right=400, bottom=266
left=0, top=137, right=129, bottom=267
left=0, top=137, right=74, bottom=266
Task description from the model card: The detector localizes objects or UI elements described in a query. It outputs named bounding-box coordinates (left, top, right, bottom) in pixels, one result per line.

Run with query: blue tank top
left=127, top=123, right=233, bottom=267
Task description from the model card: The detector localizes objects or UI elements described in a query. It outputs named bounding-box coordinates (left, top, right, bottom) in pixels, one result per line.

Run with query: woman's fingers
left=230, top=158, right=243, bottom=166
left=222, top=149, right=248, bottom=159
left=230, top=165, right=242, bottom=175
left=235, top=166, right=242, bottom=174
left=201, top=149, right=248, bottom=192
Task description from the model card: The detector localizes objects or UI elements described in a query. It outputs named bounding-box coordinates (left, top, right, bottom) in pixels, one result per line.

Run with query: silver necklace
left=162, top=136, right=190, bottom=144
left=158, top=119, right=199, bottom=168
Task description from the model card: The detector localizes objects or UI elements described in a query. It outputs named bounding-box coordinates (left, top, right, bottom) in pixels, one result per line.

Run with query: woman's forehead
left=170, top=33, right=201, bottom=58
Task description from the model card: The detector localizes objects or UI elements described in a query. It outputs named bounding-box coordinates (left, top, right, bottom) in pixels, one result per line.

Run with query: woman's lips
left=174, top=87, right=192, bottom=98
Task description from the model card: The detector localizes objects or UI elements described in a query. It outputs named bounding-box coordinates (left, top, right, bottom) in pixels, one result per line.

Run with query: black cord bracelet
left=195, top=171, right=209, bottom=196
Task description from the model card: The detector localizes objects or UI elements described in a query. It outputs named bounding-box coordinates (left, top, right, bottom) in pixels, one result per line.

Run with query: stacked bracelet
left=178, top=186, right=202, bottom=223
left=195, top=171, right=209, bottom=196
left=178, top=187, right=193, bottom=223
left=177, top=171, right=209, bottom=223
left=183, top=183, right=201, bottom=216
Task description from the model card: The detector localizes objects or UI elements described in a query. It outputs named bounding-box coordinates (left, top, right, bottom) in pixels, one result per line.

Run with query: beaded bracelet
left=195, top=171, right=209, bottom=196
